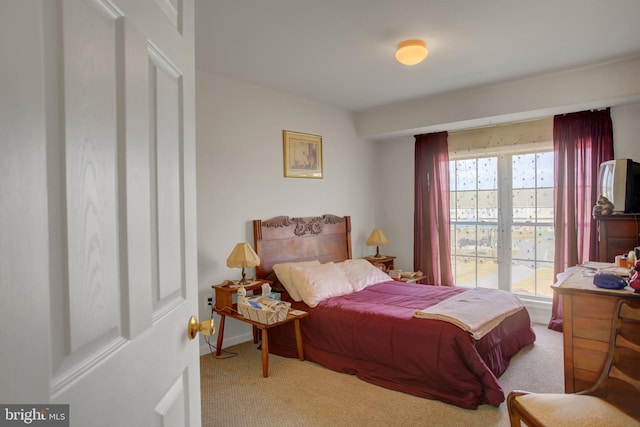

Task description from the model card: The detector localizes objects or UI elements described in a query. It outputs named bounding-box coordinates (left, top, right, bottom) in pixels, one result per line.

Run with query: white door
left=1, top=1, right=200, bottom=426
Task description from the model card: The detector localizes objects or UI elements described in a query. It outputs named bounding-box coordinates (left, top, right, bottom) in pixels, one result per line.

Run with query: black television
left=598, top=158, right=640, bottom=213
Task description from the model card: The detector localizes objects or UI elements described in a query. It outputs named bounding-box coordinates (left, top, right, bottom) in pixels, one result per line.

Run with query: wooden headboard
left=253, top=214, right=352, bottom=279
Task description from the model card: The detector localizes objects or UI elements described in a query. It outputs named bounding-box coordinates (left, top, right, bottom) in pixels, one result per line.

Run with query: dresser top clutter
left=552, top=262, right=639, bottom=297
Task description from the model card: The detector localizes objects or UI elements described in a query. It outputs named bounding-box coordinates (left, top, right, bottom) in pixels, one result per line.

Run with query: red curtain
left=548, top=109, right=614, bottom=331
left=414, top=132, right=454, bottom=286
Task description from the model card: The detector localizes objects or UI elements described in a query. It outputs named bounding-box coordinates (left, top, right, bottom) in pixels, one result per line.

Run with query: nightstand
left=211, top=279, right=308, bottom=377
left=362, top=255, right=396, bottom=272
left=212, top=279, right=271, bottom=312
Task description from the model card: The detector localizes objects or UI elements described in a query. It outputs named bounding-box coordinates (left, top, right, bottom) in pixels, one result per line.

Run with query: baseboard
left=199, top=331, right=254, bottom=356
left=520, top=297, right=552, bottom=325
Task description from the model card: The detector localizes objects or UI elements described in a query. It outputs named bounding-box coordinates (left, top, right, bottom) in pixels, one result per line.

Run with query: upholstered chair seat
left=507, top=300, right=640, bottom=427
left=509, top=392, right=638, bottom=427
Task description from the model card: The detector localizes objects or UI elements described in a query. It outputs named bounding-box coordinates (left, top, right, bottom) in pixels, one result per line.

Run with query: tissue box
left=263, top=292, right=281, bottom=300
left=238, top=296, right=290, bottom=324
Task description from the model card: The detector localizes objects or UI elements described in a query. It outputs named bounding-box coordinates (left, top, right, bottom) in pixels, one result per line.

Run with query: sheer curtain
left=414, top=132, right=454, bottom=286
left=548, top=108, right=614, bottom=331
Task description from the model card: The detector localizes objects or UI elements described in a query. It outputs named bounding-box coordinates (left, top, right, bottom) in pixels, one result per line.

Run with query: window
left=448, top=120, right=554, bottom=299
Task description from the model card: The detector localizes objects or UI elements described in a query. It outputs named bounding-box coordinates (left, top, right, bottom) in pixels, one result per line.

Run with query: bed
left=253, top=214, right=536, bottom=409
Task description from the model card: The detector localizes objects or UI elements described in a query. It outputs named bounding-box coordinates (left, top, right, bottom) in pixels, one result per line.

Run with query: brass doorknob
left=188, top=315, right=215, bottom=340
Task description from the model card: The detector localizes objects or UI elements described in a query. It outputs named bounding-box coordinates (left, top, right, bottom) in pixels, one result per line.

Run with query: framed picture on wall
left=283, top=130, right=323, bottom=179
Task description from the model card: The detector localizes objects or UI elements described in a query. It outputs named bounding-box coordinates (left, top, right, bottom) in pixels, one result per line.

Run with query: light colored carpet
left=200, top=324, right=563, bottom=427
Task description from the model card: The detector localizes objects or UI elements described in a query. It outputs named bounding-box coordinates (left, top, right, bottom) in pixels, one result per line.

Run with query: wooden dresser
left=594, top=213, right=640, bottom=262
left=553, top=265, right=640, bottom=392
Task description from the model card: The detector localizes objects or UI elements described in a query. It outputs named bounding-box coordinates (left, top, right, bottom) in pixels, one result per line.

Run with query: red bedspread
left=267, top=281, right=536, bottom=409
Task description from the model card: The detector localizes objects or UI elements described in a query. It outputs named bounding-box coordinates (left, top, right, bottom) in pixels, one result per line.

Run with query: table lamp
left=366, top=229, right=389, bottom=258
left=226, top=242, right=260, bottom=284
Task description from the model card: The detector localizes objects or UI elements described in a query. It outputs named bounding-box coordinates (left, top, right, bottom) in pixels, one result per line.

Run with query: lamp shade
left=366, top=229, right=389, bottom=247
left=226, top=242, right=260, bottom=268
left=395, top=39, right=428, bottom=66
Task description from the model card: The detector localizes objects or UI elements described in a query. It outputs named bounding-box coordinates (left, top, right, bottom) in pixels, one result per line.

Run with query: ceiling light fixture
left=395, top=39, right=428, bottom=66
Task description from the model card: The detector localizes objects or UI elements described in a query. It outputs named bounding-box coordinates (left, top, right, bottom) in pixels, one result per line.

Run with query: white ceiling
left=195, top=0, right=640, bottom=113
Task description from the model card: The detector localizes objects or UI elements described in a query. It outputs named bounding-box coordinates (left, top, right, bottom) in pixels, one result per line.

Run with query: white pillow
left=338, top=258, right=391, bottom=291
left=272, top=260, right=320, bottom=301
left=290, top=262, right=353, bottom=308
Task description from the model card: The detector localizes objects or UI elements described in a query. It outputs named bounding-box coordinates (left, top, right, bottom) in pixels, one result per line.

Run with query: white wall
left=364, top=57, right=640, bottom=284
left=612, top=102, right=640, bottom=160
left=196, top=60, right=640, bottom=345
left=372, top=102, right=640, bottom=325
left=373, top=137, right=415, bottom=271
left=195, top=70, right=377, bottom=352
left=373, top=102, right=640, bottom=279
left=365, top=56, right=640, bottom=326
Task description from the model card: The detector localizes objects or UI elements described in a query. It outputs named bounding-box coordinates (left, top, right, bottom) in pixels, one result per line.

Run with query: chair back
left=588, top=299, right=640, bottom=419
